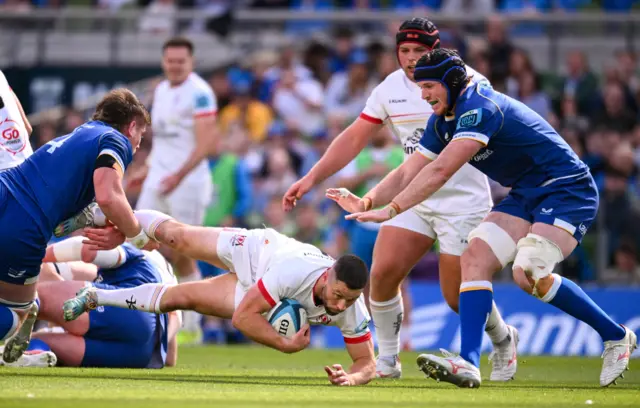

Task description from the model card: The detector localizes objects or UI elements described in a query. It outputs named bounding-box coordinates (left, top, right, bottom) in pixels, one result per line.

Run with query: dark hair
left=334, top=254, right=368, bottom=290
left=92, top=88, right=151, bottom=132
left=162, top=36, right=194, bottom=55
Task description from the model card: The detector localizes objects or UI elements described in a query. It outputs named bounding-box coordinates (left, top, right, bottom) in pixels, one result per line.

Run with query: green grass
left=1, top=346, right=639, bottom=407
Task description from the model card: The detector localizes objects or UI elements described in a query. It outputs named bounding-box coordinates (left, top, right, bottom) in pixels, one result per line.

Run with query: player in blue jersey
left=329, top=49, right=637, bottom=388
left=1, top=238, right=179, bottom=368
left=0, top=89, right=155, bottom=364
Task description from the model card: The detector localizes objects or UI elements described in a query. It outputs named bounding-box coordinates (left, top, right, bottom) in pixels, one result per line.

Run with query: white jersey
left=146, top=72, right=216, bottom=188
left=360, top=68, right=492, bottom=216
left=223, top=228, right=371, bottom=344
left=0, top=70, right=32, bottom=171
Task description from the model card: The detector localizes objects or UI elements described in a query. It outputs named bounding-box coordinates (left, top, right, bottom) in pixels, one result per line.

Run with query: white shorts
left=381, top=208, right=488, bottom=256
left=216, top=228, right=270, bottom=308
left=136, top=179, right=211, bottom=225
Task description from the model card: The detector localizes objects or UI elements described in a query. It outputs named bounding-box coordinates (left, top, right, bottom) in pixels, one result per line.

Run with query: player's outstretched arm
left=283, top=118, right=382, bottom=211
left=232, top=285, right=310, bottom=354
left=325, top=339, right=375, bottom=386
left=348, top=139, right=483, bottom=223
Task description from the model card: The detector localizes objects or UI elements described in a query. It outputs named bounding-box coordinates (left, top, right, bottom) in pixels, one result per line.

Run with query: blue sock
left=547, top=275, right=625, bottom=342
left=26, top=338, right=51, bottom=352
left=459, top=282, right=494, bottom=368
left=0, top=305, right=18, bottom=341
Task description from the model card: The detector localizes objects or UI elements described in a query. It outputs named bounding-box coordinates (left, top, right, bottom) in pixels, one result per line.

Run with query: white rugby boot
left=600, top=326, right=637, bottom=387
left=488, top=325, right=519, bottom=381
left=0, top=349, right=57, bottom=367
left=417, top=349, right=482, bottom=388
left=375, top=355, right=402, bottom=379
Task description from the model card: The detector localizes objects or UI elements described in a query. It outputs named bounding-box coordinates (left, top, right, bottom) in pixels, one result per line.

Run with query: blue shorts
left=350, top=224, right=379, bottom=270
left=81, top=282, right=161, bottom=368
left=0, top=183, right=47, bottom=285
left=493, top=173, right=598, bottom=242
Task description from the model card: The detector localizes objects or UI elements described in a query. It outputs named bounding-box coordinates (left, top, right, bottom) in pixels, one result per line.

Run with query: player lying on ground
left=332, top=48, right=637, bottom=388
left=1, top=238, right=178, bottom=368
left=64, top=211, right=376, bottom=386
left=283, top=17, right=517, bottom=380
left=0, top=89, right=157, bottom=365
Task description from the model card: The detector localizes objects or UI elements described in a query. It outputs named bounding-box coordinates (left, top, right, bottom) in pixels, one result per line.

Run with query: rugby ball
left=267, top=299, right=308, bottom=338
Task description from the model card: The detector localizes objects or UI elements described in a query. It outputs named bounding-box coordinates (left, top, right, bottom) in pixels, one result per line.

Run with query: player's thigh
left=136, top=184, right=168, bottom=213
left=82, top=337, right=154, bottom=368
left=460, top=211, right=531, bottom=282
left=31, top=332, right=85, bottom=367
left=164, top=273, right=237, bottom=319
left=157, top=222, right=226, bottom=268
left=167, top=182, right=210, bottom=226
left=36, top=280, right=90, bottom=335
left=370, top=210, right=436, bottom=300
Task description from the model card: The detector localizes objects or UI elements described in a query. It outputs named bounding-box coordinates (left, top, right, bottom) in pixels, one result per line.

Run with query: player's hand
left=141, top=240, right=161, bottom=251
left=324, top=364, right=353, bottom=386
left=82, top=226, right=126, bottom=250
left=282, top=324, right=311, bottom=354
left=325, top=188, right=366, bottom=214
left=159, top=174, right=181, bottom=196
left=283, top=177, right=314, bottom=212
left=345, top=206, right=394, bottom=223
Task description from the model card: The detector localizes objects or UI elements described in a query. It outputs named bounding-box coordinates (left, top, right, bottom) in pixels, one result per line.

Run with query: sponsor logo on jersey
left=404, top=127, right=424, bottom=155
left=472, top=149, right=493, bottom=162
left=389, top=99, right=407, bottom=104
left=541, top=208, right=553, bottom=215
left=195, top=93, right=212, bottom=109
left=355, top=318, right=371, bottom=334
left=7, top=268, right=27, bottom=279
left=457, top=109, right=482, bottom=130
left=0, top=118, right=26, bottom=154
left=579, top=223, right=587, bottom=236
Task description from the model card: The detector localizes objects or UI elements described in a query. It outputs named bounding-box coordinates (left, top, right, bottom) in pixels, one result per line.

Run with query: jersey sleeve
left=256, top=262, right=305, bottom=307
left=97, top=132, right=134, bottom=175
left=193, top=86, right=217, bottom=118
left=339, top=296, right=372, bottom=344
left=418, top=115, right=445, bottom=160
left=359, top=85, right=386, bottom=124
left=452, top=106, right=503, bottom=146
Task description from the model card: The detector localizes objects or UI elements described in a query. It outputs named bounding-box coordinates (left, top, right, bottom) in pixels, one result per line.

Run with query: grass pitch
left=1, top=345, right=639, bottom=408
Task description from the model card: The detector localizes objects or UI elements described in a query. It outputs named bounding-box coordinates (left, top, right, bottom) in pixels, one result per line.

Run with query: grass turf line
left=0, top=345, right=638, bottom=407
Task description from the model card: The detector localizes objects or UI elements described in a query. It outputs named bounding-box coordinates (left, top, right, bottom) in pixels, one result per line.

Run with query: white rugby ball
left=266, top=299, right=308, bottom=338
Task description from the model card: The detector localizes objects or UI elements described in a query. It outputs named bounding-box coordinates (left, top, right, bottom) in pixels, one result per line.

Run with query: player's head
left=396, top=17, right=440, bottom=82
left=92, top=88, right=150, bottom=151
left=322, top=255, right=368, bottom=315
left=162, top=36, right=194, bottom=86
left=414, top=48, right=469, bottom=116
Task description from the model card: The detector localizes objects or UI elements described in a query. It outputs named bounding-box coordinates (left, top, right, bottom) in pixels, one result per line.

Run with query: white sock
left=485, top=301, right=509, bottom=344
left=370, top=294, right=403, bottom=358
left=95, top=283, right=169, bottom=313
left=134, top=210, right=174, bottom=240
left=93, top=207, right=107, bottom=227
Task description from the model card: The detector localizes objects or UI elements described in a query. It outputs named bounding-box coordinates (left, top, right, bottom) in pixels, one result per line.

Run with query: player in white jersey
left=0, top=69, right=33, bottom=171
left=284, top=18, right=517, bottom=380
left=134, top=37, right=218, bottom=343
left=65, top=209, right=376, bottom=386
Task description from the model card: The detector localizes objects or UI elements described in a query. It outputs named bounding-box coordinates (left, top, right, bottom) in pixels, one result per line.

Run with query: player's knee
left=512, top=233, right=563, bottom=298
left=370, top=259, right=403, bottom=296
left=467, top=222, right=517, bottom=269
left=162, top=225, right=187, bottom=253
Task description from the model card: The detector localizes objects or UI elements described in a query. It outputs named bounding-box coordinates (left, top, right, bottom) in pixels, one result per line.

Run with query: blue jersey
left=0, top=121, right=133, bottom=237
left=419, top=82, right=589, bottom=189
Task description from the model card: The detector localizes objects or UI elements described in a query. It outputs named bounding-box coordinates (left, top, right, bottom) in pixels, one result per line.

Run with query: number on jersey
left=46, top=134, right=73, bottom=154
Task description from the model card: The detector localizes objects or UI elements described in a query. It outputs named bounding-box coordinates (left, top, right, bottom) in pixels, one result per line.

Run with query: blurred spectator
left=594, top=82, right=637, bottom=133
left=505, top=48, right=534, bottom=99
left=485, top=15, right=514, bottom=87
left=63, top=109, right=84, bottom=134
left=375, top=51, right=398, bottom=81
left=517, top=71, right=551, bottom=120
left=324, top=49, right=375, bottom=125
left=559, top=96, right=589, bottom=133
left=602, top=165, right=640, bottom=258
left=260, top=195, right=296, bottom=236
left=562, top=51, right=599, bottom=117
left=264, top=43, right=312, bottom=85
left=272, top=69, right=325, bottom=137
left=218, top=80, right=274, bottom=143
left=470, top=50, right=491, bottom=81
left=329, top=27, right=356, bottom=74
left=34, top=121, right=57, bottom=149
left=139, top=0, right=176, bottom=34
left=293, top=202, right=328, bottom=248
left=441, top=0, right=493, bottom=16
left=602, top=241, right=640, bottom=285
left=303, top=41, right=332, bottom=86
left=615, top=50, right=639, bottom=96
left=208, top=68, right=232, bottom=112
